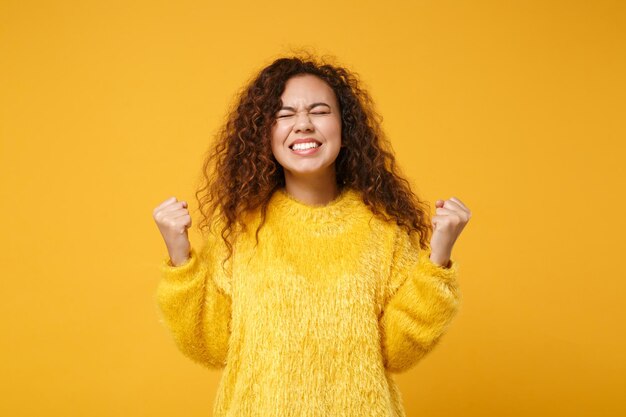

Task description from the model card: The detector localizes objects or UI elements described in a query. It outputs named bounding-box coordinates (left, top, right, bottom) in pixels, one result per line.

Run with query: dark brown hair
left=195, top=50, right=433, bottom=270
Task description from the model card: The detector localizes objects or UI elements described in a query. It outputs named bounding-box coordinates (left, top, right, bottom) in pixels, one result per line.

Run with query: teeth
left=292, top=142, right=320, bottom=151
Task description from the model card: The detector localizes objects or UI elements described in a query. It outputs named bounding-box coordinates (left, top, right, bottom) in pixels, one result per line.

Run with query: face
left=270, top=74, right=342, bottom=180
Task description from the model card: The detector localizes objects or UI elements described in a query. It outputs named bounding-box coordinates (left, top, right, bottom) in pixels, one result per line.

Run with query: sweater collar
left=268, top=186, right=363, bottom=227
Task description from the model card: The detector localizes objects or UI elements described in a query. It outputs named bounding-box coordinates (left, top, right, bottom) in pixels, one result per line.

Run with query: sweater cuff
left=160, top=247, right=201, bottom=281
left=417, top=249, right=459, bottom=284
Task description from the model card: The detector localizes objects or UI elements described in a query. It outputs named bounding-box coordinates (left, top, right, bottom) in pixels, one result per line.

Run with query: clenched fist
left=153, top=196, right=193, bottom=266
left=429, top=196, right=471, bottom=268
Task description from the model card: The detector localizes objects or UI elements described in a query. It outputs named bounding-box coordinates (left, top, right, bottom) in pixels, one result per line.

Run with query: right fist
left=153, top=196, right=192, bottom=266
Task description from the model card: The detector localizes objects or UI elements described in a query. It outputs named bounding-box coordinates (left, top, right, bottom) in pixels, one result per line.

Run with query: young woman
left=152, top=53, right=471, bottom=417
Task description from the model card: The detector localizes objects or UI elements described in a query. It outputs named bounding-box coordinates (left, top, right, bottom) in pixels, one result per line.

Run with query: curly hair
left=194, top=50, right=434, bottom=270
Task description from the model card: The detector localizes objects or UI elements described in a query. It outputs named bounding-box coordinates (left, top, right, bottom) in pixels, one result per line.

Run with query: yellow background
left=1, top=0, right=624, bottom=416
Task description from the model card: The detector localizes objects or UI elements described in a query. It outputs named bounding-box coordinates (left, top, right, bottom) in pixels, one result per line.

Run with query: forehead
left=280, top=74, right=336, bottom=104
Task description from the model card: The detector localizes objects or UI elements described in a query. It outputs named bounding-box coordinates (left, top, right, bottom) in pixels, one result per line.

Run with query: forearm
left=380, top=250, right=460, bottom=373
left=156, top=247, right=232, bottom=369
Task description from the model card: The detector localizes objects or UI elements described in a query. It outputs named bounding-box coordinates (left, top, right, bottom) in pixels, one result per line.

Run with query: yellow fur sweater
left=155, top=186, right=461, bottom=417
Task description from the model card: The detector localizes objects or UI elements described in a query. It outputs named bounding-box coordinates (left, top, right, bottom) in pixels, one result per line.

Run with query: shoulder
left=351, top=198, right=410, bottom=242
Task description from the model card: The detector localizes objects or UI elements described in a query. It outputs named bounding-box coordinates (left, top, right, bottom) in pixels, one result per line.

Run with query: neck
left=283, top=170, right=340, bottom=207
left=268, top=185, right=362, bottom=232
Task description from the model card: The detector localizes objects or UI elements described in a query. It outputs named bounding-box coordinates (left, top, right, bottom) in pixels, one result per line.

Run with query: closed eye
left=277, top=111, right=330, bottom=118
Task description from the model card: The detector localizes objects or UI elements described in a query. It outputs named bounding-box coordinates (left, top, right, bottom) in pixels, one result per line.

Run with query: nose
left=294, top=112, right=314, bottom=133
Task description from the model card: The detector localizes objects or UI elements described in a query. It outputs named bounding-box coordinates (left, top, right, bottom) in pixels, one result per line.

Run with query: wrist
left=429, top=253, right=451, bottom=268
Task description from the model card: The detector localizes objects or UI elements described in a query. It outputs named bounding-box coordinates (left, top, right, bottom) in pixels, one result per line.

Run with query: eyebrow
left=279, top=102, right=331, bottom=111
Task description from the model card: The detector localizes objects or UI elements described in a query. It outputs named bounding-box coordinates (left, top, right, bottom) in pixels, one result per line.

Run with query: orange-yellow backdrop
left=1, top=0, right=624, bottom=416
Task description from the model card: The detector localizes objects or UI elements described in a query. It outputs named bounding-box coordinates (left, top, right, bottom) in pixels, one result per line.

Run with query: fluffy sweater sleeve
left=379, top=228, right=461, bottom=373
left=155, top=232, right=232, bottom=370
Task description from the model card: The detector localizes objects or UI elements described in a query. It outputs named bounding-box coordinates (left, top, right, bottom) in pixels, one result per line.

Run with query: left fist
left=429, top=197, right=471, bottom=267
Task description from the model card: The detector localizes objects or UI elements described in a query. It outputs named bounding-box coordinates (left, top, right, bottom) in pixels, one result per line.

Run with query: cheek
left=319, top=118, right=342, bottom=140
left=272, top=123, right=289, bottom=138
left=270, top=124, right=289, bottom=150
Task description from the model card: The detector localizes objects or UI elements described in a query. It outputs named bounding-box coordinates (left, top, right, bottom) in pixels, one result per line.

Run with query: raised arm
left=155, top=234, right=232, bottom=370
left=379, top=229, right=461, bottom=373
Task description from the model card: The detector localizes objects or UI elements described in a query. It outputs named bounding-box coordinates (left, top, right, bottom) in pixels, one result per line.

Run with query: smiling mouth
left=289, top=143, right=323, bottom=154
left=289, top=142, right=322, bottom=149
left=288, top=141, right=322, bottom=149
